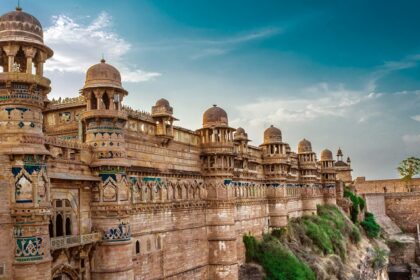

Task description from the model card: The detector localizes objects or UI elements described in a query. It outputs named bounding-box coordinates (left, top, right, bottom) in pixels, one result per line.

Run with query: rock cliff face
left=240, top=205, right=389, bottom=280
left=240, top=237, right=389, bottom=280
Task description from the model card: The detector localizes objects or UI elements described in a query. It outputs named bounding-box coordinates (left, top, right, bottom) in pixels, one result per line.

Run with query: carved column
left=3, top=45, right=19, bottom=72
left=35, top=51, right=46, bottom=76
left=23, top=47, right=36, bottom=74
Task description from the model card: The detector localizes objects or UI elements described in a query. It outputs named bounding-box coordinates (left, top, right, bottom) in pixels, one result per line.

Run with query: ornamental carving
left=15, top=237, right=45, bottom=262
left=103, top=223, right=131, bottom=241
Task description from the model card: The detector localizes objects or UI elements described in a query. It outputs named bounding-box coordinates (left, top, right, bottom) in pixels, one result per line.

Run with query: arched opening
left=49, top=219, right=53, bottom=237
left=136, top=240, right=140, bottom=254
left=14, top=47, right=26, bottom=72
left=102, top=92, right=110, bottom=109
left=56, top=214, right=63, bottom=237
left=90, top=93, right=97, bottom=110
left=65, top=217, right=72, bottom=236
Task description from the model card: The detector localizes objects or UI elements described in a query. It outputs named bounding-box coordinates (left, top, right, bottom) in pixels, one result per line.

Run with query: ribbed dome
left=84, top=59, right=123, bottom=90
left=202, top=105, right=228, bottom=127
left=320, top=149, right=333, bottom=161
left=155, top=98, right=170, bottom=108
left=263, top=125, right=282, bottom=144
left=0, top=7, right=53, bottom=56
left=298, top=138, right=312, bottom=153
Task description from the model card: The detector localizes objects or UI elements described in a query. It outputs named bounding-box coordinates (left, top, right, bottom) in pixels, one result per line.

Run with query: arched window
left=56, top=214, right=63, bottom=237
left=91, top=93, right=97, bottom=110
left=136, top=240, right=140, bottom=254
left=65, top=217, right=72, bottom=236
left=156, top=236, right=161, bottom=250
left=49, top=220, right=53, bottom=237
left=103, top=92, right=110, bottom=109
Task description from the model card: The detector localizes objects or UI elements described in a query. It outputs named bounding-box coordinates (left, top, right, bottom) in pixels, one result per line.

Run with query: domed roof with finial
left=298, top=138, right=312, bottom=153
left=0, top=6, right=53, bottom=56
left=202, top=105, right=228, bottom=127
left=320, top=149, right=333, bottom=161
left=337, top=147, right=343, bottom=157
left=84, top=59, right=125, bottom=91
left=263, top=125, right=282, bottom=144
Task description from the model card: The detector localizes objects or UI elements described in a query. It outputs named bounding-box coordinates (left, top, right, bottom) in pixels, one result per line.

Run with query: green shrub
left=350, top=225, right=362, bottom=243
left=344, top=188, right=365, bottom=223
left=271, top=227, right=287, bottom=239
left=243, top=234, right=258, bottom=262
left=372, top=247, right=388, bottom=269
left=361, top=212, right=381, bottom=238
left=243, top=234, right=316, bottom=280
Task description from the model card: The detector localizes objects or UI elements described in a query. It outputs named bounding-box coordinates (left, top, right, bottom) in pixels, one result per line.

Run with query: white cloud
left=411, top=115, right=420, bottom=122
left=231, top=83, right=382, bottom=127
left=44, top=12, right=160, bottom=82
left=402, top=134, right=420, bottom=144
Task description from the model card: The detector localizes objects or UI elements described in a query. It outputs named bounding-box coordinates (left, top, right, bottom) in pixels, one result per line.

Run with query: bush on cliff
left=361, top=212, right=381, bottom=238
left=298, top=205, right=360, bottom=260
left=243, top=234, right=316, bottom=280
left=344, top=188, right=365, bottom=223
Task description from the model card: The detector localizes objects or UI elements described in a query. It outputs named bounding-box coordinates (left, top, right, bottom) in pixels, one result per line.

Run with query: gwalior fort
left=0, top=5, right=419, bottom=280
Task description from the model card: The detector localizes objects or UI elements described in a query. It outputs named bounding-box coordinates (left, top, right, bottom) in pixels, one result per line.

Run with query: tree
left=397, top=157, right=420, bottom=191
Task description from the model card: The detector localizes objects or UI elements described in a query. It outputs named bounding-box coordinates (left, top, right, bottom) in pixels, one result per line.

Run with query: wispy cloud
left=186, top=27, right=281, bottom=59
left=411, top=115, right=420, bottom=122
left=369, top=54, right=420, bottom=89
left=231, top=83, right=382, bottom=127
left=44, top=12, right=160, bottom=82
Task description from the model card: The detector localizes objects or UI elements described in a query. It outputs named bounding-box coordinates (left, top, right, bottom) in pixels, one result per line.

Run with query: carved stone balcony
left=0, top=72, right=51, bottom=88
left=50, top=232, right=101, bottom=250
left=80, top=109, right=127, bottom=121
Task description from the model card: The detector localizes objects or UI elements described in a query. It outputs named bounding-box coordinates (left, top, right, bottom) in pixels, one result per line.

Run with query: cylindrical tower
left=197, top=105, right=238, bottom=279
left=80, top=60, right=133, bottom=280
left=260, top=125, right=291, bottom=184
left=319, top=148, right=337, bottom=204
left=297, top=138, right=322, bottom=215
left=0, top=6, right=53, bottom=280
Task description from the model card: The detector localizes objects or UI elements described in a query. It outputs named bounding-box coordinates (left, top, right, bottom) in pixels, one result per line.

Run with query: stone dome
left=84, top=59, right=124, bottom=91
left=234, top=127, right=248, bottom=140
left=337, top=147, right=343, bottom=157
left=155, top=98, right=170, bottom=108
left=263, top=125, right=282, bottom=144
left=320, top=149, right=333, bottom=161
left=202, top=105, right=228, bottom=127
left=0, top=7, right=53, bottom=56
left=298, top=138, right=312, bottom=153
left=236, top=127, right=245, bottom=134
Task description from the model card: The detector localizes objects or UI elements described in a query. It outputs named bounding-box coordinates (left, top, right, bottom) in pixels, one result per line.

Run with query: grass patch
left=361, top=212, right=381, bottom=238
left=344, top=188, right=366, bottom=223
left=298, top=205, right=360, bottom=260
left=243, top=234, right=316, bottom=280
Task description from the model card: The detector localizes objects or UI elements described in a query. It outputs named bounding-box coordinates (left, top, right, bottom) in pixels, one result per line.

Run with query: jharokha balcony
left=50, top=232, right=101, bottom=251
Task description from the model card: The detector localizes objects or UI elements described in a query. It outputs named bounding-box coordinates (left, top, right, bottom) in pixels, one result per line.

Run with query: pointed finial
left=16, top=0, right=22, bottom=11
left=100, top=53, right=106, bottom=63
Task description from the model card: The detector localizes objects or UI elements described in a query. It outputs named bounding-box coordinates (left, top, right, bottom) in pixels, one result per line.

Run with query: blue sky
left=2, top=0, right=419, bottom=179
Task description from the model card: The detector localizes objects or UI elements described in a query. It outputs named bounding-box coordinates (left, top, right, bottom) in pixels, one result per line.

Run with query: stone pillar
left=35, top=51, right=46, bottom=76
left=3, top=45, right=19, bottom=72
left=23, top=47, right=36, bottom=74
